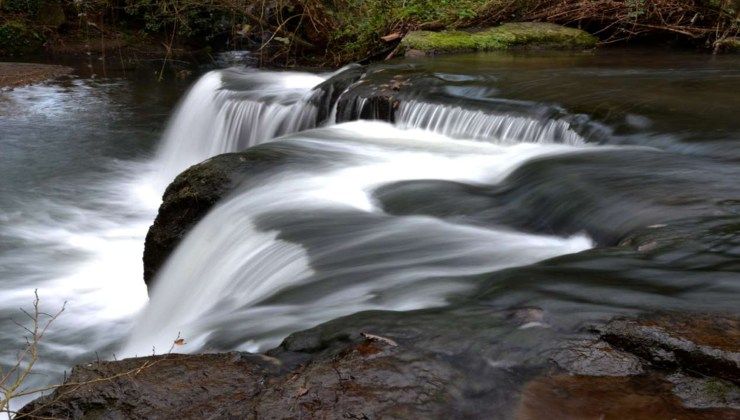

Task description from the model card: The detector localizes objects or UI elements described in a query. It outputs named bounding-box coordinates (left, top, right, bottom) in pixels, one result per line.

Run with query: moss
left=703, top=378, right=736, bottom=400
left=400, top=22, right=597, bottom=55
left=327, top=0, right=493, bottom=62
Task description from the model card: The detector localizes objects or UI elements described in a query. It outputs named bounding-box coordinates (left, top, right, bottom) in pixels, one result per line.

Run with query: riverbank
left=0, top=0, right=737, bottom=67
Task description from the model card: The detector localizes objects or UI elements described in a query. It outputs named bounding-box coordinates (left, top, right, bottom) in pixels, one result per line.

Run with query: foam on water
left=2, top=68, right=596, bottom=413
left=123, top=121, right=592, bottom=356
left=153, top=70, right=326, bottom=189
left=397, top=99, right=584, bottom=144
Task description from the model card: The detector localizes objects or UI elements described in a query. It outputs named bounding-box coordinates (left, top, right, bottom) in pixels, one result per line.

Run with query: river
left=1, top=49, right=738, bottom=411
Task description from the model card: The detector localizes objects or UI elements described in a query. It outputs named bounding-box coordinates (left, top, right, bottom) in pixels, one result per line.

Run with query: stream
left=1, top=49, right=739, bottom=411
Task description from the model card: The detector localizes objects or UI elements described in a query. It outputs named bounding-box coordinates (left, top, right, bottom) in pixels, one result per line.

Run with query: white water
left=153, top=69, right=325, bottom=189
left=1, top=68, right=595, bottom=405
left=123, top=122, right=591, bottom=355
left=397, top=100, right=584, bottom=145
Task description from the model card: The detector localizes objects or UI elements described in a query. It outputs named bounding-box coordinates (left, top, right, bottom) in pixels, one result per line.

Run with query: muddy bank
left=21, top=311, right=739, bottom=418
left=0, top=62, right=71, bottom=88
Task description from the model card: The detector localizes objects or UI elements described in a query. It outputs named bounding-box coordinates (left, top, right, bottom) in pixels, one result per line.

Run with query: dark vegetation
left=0, top=0, right=738, bottom=66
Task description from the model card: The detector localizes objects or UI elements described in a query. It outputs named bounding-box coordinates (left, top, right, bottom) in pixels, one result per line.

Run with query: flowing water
left=1, top=50, right=739, bottom=409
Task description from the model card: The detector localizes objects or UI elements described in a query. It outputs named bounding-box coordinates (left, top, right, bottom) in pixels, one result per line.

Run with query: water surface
left=1, top=50, right=738, bottom=408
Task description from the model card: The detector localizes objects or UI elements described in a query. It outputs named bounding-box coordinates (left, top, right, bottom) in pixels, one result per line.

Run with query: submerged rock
left=601, top=312, right=740, bottom=383
left=517, top=374, right=738, bottom=419
left=538, top=312, right=740, bottom=417
left=400, top=23, right=597, bottom=57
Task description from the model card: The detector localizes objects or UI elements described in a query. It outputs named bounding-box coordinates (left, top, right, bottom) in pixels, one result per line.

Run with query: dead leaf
left=296, top=387, right=309, bottom=397
left=361, top=332, right=398, bottom=347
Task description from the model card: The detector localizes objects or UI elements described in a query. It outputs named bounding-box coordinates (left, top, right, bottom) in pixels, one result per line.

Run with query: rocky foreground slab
left=21, top=311, right=739, bottom=419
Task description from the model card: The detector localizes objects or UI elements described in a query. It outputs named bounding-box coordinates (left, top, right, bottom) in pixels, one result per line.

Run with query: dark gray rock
left=143, top=148, right=290, bottom=290
left=552, top=339, right=645, bottom=376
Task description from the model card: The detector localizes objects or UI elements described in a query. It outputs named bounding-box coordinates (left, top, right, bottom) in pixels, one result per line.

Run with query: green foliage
left=327, top=0, right=490, bottom=60
left=123, top=0, right=245, bottom=42
left=626, top=0, right=646, bottom=19
left=0, top=20, right=43, bottom=55
left=2, top=0, right=41, bottom=15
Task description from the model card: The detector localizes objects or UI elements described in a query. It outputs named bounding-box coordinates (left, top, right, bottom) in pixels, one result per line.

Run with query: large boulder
left=143, top=148, right=290, bottom=290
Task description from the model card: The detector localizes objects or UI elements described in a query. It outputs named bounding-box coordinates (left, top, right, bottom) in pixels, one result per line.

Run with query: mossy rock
left=400, top=22, right=597, bottom=56
left=0, top=21, right=44, bottom=56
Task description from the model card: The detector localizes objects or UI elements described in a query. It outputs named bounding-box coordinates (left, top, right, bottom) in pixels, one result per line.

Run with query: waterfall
left=152, top=68, right=585, bottom=192
left=123, top=120, right=592, bottom=356
left=123, top=67, right=596, bottom=356
left=153, top=69, right=325, bottom=189
left=396, top=100, right=584, bottom=145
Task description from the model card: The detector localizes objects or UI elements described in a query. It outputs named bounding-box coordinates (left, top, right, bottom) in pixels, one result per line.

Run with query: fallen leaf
left=361, top=332, right=398, bottom=347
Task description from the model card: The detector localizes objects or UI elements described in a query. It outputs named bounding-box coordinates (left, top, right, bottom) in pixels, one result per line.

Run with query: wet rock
left=22, top=305, right=554, bottom=419
left=19, top=353, right=284, bottom=418
left=309, top=63, right=365, bottom=123
left=21, top=310, right=740, bottom=418
left=601, top=312, right=740, bottom=383
left=552, top=339, right=645, bottom=376
left=335, top=78, right=400, bottom=123
left=143, top=141, right=368, bottom=290
left=20, top=329, right=487, bottom=418
left=541, top=312, right=740, bottom=417
left=667, top=373, right=740, bottom=409
left=257, top=338, right=458, bottom=418
left=143, top=148, right=291, bottom=290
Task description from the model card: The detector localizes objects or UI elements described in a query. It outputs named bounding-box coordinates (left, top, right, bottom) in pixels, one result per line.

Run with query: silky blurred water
left=1, top=50, right=739, bottom=412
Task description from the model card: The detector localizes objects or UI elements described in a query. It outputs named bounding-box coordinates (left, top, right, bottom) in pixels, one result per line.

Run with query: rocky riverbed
left=0, top=62, right=72, bottom=89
